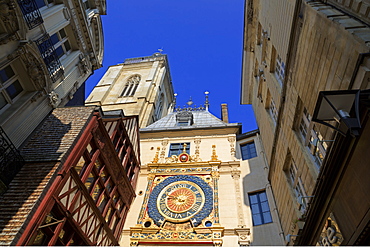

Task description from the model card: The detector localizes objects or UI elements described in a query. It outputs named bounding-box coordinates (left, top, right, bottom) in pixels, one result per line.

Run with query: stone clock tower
left=120, top=97, right=262, bottom=246
left=86, top=53, right=174, bottom=128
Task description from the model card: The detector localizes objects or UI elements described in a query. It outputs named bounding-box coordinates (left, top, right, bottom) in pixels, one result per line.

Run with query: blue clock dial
left=148, top=175, right=213, bottom=227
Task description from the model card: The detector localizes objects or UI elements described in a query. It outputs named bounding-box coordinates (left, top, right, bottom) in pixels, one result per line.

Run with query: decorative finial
left=211, top=145, right=219, bottom=161
left=158, top=47, right=164, bottom=53
left=152, top=147, right=160, bottom=163
left=204, top=91, right=210, bottom=111
left=182, top=143, right=187, bottom=153
left=173, top=93, right=177, bottom=110
left=187, top=97, right=194, bottom=106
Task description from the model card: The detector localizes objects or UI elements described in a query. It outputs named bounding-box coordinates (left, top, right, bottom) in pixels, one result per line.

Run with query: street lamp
left=312, top=90, right=361, bottom=136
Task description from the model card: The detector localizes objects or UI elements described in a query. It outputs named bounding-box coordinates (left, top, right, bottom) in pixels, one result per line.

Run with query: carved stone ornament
left=78, top=53, right=89, bottom=75
left=7, top=44, right=48, bottom=91
left=235, top=228, right=251, bottom=246
left=0, top=0, right=19, bottom=37
left=48, top=91, right=59, bottom=108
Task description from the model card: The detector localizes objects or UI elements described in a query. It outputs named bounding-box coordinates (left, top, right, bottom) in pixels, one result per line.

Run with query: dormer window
left=177, top=121, right=190, bottom=126
left=175, top=111, right=193, bottom=126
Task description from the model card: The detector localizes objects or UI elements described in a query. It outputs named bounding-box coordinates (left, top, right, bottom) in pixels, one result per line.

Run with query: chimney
left=221, top=104, right=229, bottom=123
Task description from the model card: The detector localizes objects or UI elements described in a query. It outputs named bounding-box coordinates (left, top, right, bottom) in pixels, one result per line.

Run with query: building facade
left=120, top=100, right=284, bottom=246
left=0, top=0, right=106, bottom=190
left=86, top=53, right=175, bottom=128
left=242, top=0, right=370, bottom=245
left=0, top=106, right=141, bottom=245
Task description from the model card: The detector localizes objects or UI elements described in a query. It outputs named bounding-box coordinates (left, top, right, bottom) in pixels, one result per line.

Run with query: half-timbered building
left=0, top=106, right=140, bottom=245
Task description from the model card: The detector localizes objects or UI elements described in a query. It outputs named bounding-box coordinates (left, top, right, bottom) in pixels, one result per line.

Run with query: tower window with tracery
left=120, top=75, right=141, bottom=97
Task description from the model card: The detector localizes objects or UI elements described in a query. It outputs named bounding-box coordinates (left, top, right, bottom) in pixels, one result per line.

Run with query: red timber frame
left=17, top=111, right=141, bottom=246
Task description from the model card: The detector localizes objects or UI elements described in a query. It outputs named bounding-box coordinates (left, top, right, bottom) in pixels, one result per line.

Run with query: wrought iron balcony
left=0, top=127, right=24, bottom=187
left=17, top=0, right=43, bottom=29
left=35, top=34, right=64, bottom=83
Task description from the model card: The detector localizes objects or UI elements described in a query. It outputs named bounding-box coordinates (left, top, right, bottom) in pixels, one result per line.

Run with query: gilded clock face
left=148, top=175, right=213, bottom=227
left=157, top=181, right=205, bottom=222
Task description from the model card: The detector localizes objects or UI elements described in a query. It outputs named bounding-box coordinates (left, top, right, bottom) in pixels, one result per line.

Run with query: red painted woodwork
left=17, top=110, right=140, bottom=246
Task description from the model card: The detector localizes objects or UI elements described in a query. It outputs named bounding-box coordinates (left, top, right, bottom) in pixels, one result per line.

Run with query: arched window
left=120, top=75, right=141, bottom=97
left=155, top=93, right=164, bottom=120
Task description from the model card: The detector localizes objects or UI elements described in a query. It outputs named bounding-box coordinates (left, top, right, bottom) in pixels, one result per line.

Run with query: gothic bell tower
left=86, top=53, right=175, bottom=128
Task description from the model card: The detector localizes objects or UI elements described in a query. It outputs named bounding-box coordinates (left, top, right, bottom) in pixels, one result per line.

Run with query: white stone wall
left=121, top=131, right=284, bottom=246
left=86, top=57, right=174, bottom=128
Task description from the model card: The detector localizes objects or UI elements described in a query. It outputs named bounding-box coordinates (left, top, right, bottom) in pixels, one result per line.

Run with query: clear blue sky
left=85, top=0, right=257, bottom=133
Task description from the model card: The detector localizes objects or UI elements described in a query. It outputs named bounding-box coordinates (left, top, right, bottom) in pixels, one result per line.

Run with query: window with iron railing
left=0, top=126, right=24, bottom=188
left=35, top=33, right=64, bottom=82
left=17, top=0, right=43, bottom=29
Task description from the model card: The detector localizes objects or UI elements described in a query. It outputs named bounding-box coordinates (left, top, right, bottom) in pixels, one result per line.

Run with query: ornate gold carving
left=211, top=145, right=219, bottom=161
left=152, top=147, right=160, bottom=163
left=194, top=137, right=201, bottom=161
left=130, top=240, right=138, bottom=246
left=228, top=136, right=236, bottom=158
left=160, top=139, right=168, bottom=159
left=235, top=228, right=251, bottom=246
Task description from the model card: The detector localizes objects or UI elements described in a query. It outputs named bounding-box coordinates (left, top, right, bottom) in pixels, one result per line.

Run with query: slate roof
left=0, top=106, right=96, bottom=245
left=141, top=109, right=240, bottom=131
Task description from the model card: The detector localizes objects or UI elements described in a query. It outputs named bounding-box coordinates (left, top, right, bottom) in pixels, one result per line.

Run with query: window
left=0, top=65, right=24, bottom=110
left=288, top=159, right=298, bottom=184
left=294, top=100, right=330, bottom=171
left=249, top=191, right=272, bottom=226
left=82, top=0, right=90, bottom=10
left=35, top=0, right=54, bottom=8
left=269, top=97, right=278, bottom=122
left=36, top=33, right=64, bottom=82
left=155, top=93, right=164, bottom=120
left=177, top=121, right=189, bottom=126
left=308, top=126, right=328, bottom=169
left=120, top=75, right=141, bottom=97
left=73, top=140, right=126, bottom=227
left=299, top=107, right=311, bottom=139
left=168, top=143, right=190, bottom=157
left=286, top=159, right=307, bottom=212
left=50, top=28, right=71, bottom=59
left=275, top=54, right=285, bottom=83
left=240, top=141, right=257, bottom=160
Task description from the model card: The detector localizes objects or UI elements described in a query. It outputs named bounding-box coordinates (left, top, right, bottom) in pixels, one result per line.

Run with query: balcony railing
left=17, top=0, right=43, bottom=29
left=36, top=34, right=64, bottom=82
left=0, top=127, right=24, bottom=187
